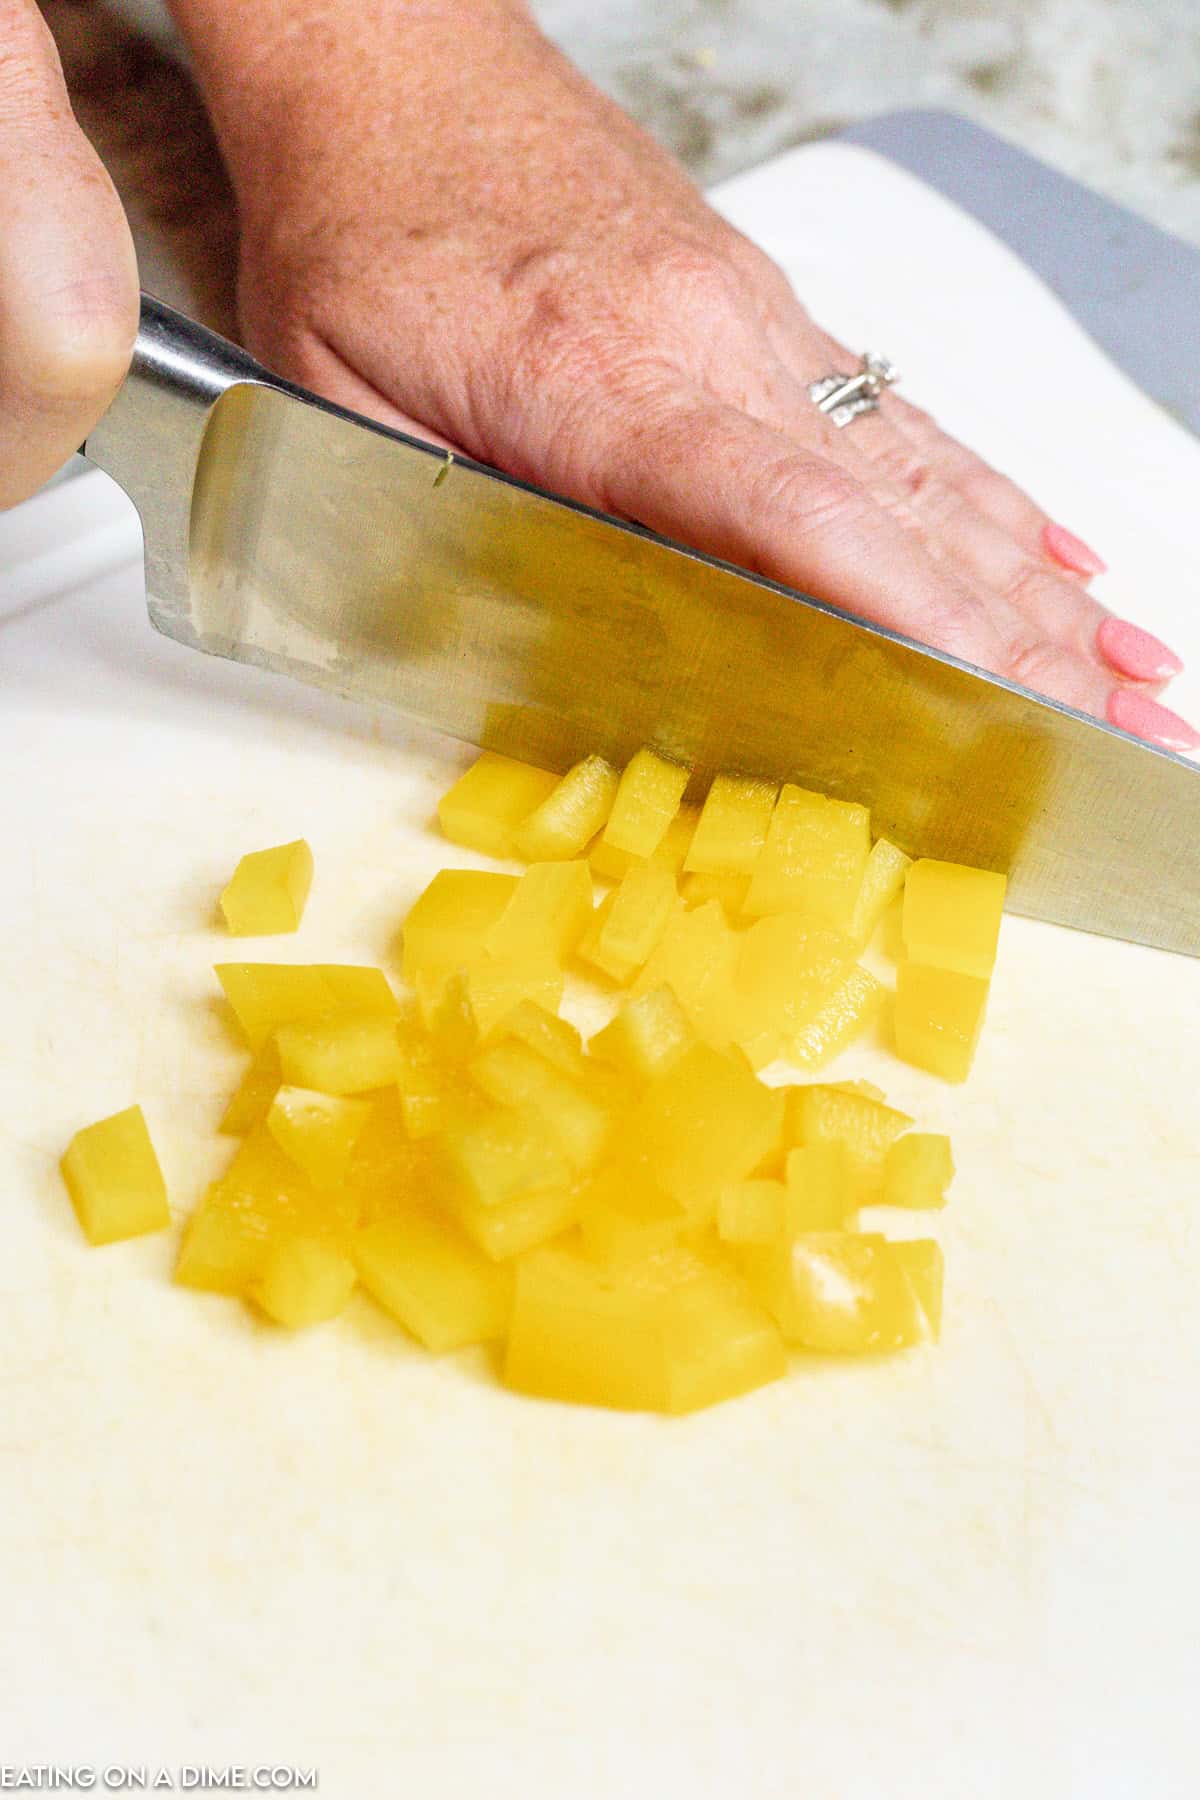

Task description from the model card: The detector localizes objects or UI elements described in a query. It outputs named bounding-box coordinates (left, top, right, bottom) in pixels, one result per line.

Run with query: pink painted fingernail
left=1107, top=687, right=1200, bottom=751
left=1096, top=616, right=1185, bottom=682
left=1043, top=522, right=1107, bottom=576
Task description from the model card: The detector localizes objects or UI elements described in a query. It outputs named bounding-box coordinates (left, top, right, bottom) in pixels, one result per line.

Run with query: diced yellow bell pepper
left=402, top=869, right=519, bottom=984
left=415, top=967, right=479, bottom=1061
left=436, top=752, right=559, bottom=857
left=632, top=899, right=740, bottom=1049
left=742, top=1232, right=934, bottom=1352
left=503, top=1244, right=785, bottom=1413
left=215, top=963, right=399, bottom=1052
left=785, top=1142, right=851, bottom=1230
left=249, top=1236, right=357, bottom=1327
left=883, top=1133, right=955, bottom=1208
left=61, top=1104, right=169, bottom=1246
left=353, top=1207, right=513, bottom=1350
left=679, top=870, right=750, bottom=917
left=717, top=1178, right=787, bottom=1245
left=487, top=999, right=590, bottom=1082
left=787, top=965, right=884, bottom=1070
left=902, top=859, right=1007, bottom=979
left=514, top=755, right=619, bottom=860
left=265, top=1086, right=371, bottom=1188
left=484, top=860, right=593, bottom=964
left=461, top=957, right=564, bottom=1038
left=588, top=984, right=695, bottom=1083
left=219, top=839, right=313, bottom=936
left=469, top=1040, right=611, bottom=1172
left=219, top=1038, right=281, bottom=1136
left=624, top=1043, right=785, bottom=1218
left=893, top=1238, right=944, bottom=1337
left=732, top=918, right=857, bottom=1069
left=396, top=1032, right=477, bottom=1138
left=175, top=1127, right=357, bottom=1293
left=580, top=862, right=677, bottom=984
left=589, top=801, right=699, bottom=881
left=894, top=961, right=990, bottom=1084
left=744, top=784, right=870, bottom=926
left=276, top=1013, right=402, bottom=1095
left=786, top=1083, right=913, bottom=1201
left=849, top=838, right=911, bottom=947
left=452, top=1182, right=581, bottom=1262
left=684, top=774, right=778, bottom=876
left=578, top=1163, right=691, bottom=1270
left=345, top=1090, right=442, bottom=1226
left=440, top=1104, right=571, bottom=1209
left=602, top=749, right=690, bottom=857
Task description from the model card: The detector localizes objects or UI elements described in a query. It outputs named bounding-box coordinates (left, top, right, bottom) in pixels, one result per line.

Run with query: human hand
left=0, top=0, right=139, bottom=509
left=172, top=0, right=1195, bottom=750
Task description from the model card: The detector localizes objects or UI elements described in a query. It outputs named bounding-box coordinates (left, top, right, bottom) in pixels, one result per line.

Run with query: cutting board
left=2, top=142, right=1198, bottom=1800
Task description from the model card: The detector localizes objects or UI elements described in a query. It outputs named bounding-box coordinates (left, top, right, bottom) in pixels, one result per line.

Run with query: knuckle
left=752, top=455, right=871, bottom=538
left=641, top=236, right=745, bottom=318
left=1005, top=634, right=1074, bottom=695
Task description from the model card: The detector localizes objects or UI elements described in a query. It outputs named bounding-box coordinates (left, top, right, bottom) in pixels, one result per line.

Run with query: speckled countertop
left=45, top=0, right=1200, bottom=331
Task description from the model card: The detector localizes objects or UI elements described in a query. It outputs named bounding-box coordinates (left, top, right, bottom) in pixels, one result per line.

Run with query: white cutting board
left=2, top=145, right=1197, bottom=1799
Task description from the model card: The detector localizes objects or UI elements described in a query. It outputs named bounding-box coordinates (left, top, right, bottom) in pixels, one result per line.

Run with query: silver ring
left=809, top=351, right=900, bottom=428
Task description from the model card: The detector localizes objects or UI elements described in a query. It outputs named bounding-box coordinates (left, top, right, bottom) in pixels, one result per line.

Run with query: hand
left=0, top=0, right=139, bottom=509
left=172, top=0, right=1195, bottom=750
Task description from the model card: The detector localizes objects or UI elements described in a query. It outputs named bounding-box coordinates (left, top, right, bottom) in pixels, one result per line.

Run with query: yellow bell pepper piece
left=345, top=1093, right=442, bottom=1228
left=215, top=963, right=399, bottom=1052
left=503, top=1244, right=785, bottom=1413
left=632, top=899, right=740, bottom=1050
left=785, top=1142, right=851, bottom=1230
left=893, top=1238, right=944, bottom=1337
left=588, top=984, right=695, bottom=1083
left=742, top=1232, right=936, bottom=1351
left=514, top=754, right=619, bottom=860
left=276, top=1013, right=402, bottom=1096
left=624, top=1042, right=785, bottom=1218
left=849, top=838, right=911, bottom=947
left=470, top=1040, right=611, bottom=1172
left=684, top=773, right=778, bottom=875
left=353, top=1207, right=513, bottom=1350
left=902, top=859, right=1007, bottom=979
left=487, top=999, right=590, bottom=1083
left=219, top=1038, right=281, bottom=1136
left=786, top=1083, right=913, bottom=1201
left=744, top=784, right=870, bottom=926
left=788, top=965, right=884, bottom=1070
left=484, top=860, right=593, bottom=964
left=734, top=917, right=858, bottom=1060
left=459, top=957, right=564, bottom=1038
left=401, top=869, right=519, bottom=984
left=883, top=1133, right=955, bottom=1208
left=61, top=1105, right=169, bottom=1246
left=395, top=1032, right=476, bottom=1138
left=436, top=752, right=559, bottom=857
left=894, top=962, right=990, bottom=1084
left=580, top=862, right=677, bottom=984
left=265, top=1086, right=371, bottom=1188
left=219, top=839, right=313, bottom=936
left=603, top=748, right=690, bottom=857
left=440, top=1104, right=571, bottom=1209
left=578, top=1161, right=691, bottom=1270
left=452, top=1182, right=581, bottom=1262
left=249, top=1236, right=357, bottom=1328
left=175, top=1127, right=357, bottom=1293
left=589, top=801, right=698, bottom=882
left=679, top=870, right=750, bottom=917
left=717, top=1178, right=787, bottom=1245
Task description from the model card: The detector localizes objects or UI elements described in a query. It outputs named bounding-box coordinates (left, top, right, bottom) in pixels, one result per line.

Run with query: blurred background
left=44, top=0, right=1200, bottom=336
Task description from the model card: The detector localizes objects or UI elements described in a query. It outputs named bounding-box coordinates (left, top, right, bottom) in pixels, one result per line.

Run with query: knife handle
left=82, top=292, right=275, bottom=631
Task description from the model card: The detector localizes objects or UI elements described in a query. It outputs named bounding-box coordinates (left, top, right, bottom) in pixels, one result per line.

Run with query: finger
left=885, top=394, right=1108, bottom=578
left=0, top=1, right=140, bottom=509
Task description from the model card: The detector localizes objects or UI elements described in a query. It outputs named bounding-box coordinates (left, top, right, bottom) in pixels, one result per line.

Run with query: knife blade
left=83, top=295, right=1200, bottom=957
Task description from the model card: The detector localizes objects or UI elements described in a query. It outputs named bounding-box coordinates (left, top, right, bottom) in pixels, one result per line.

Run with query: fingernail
left=1107, top=687, right=1200, bottom=751
left=1043, top=522, right=1107, bottom=576
left=1097, top=617, right=1185, bottom=682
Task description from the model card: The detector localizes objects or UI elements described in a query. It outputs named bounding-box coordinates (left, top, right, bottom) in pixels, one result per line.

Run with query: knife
left=83, top=294, right=1200, bottom=957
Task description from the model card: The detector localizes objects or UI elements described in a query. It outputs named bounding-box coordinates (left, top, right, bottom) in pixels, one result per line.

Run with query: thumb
left=0, top=1, right=139, bottom=509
